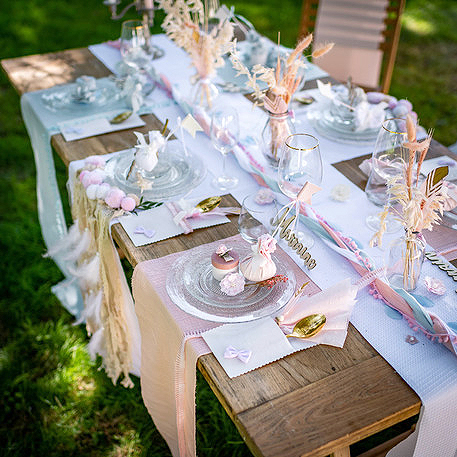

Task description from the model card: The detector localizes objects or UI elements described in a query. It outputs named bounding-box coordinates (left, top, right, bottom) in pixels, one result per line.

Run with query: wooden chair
left=298, top=0, right=405, bottom=93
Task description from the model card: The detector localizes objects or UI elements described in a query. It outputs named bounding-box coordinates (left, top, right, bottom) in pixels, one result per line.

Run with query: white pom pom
left=86, top=184, right=99, bottom=200
left=96, top=182, right=111, bottom=200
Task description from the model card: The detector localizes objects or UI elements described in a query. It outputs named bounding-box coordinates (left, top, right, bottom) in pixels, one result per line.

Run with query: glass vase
left=191, top=76, right=219, bottom=111
left=261, top=111, right=295, bottom=168
left=387, top=232, right=426, bottom=291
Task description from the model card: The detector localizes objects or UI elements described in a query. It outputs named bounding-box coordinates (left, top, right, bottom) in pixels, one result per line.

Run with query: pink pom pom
left=88, top=169, right=105, bottom=185
left=81, top=172, right=93, bottom=188
left=121, top=196, right=136, bottom=212
left=127, top=193, right=140, bottom=206
left=105, top=188, right=126, bottom=208
left=79, top=170, right=89, bottom=182
left=397, top=99, right=413, bottom=112
left=366, top=92, right=386, bottom=104
left=85, top=156, right=106, bottom=168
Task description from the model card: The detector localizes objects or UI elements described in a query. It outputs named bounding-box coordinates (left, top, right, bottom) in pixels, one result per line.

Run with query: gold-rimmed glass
left=366, top=117, right=411, bottom=232
left=120, top=20, right=152, bottom=71
left=278, top=134, right=323, bottom=199
left=276, top=133, right=323, bottom=247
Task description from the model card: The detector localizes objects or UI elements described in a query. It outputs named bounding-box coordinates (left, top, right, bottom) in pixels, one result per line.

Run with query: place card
left=59, top=111, right=146, bottom=142
left=120, top=201, right=230, bottom=247
left=202, top=317, right=294, bottom=378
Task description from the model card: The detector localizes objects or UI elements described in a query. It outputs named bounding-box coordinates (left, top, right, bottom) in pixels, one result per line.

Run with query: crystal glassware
left=210, top=107, right=240, bottom=191
left=238, top=194, right=277, bottom=244
left=365, top=117, right=411, bottom=232
left=387, top=232, right=426, bottom=291
left=277, top=133, right=323, bottom=247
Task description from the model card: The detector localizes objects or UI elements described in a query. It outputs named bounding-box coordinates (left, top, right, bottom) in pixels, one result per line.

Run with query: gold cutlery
left=286, top=313, right=326, bottom=339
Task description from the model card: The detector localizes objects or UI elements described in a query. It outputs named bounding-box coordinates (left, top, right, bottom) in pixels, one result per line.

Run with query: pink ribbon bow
left=223, top=346, right=252, bottom=364
left=165, top=201, right=240, bottom=234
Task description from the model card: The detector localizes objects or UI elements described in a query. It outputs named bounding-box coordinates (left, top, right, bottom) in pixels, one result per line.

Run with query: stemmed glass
left=120, top=20, right=157, bottom=93
left=365, top=118, right=411, bottom=232
left=277, top=134, right=323, bottom=247
left=210, top=107, right=240, bottom=191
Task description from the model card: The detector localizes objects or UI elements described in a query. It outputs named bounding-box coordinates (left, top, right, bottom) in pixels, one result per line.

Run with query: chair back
left=299, top=0, right=405, bottom=92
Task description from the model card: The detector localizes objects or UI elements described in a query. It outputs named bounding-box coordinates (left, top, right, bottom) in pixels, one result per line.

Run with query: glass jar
left=387, top=232, right=426, bottom=291
left=261, top=111, right=295, bottom=168
left=191, top=76, right=219, bottom=111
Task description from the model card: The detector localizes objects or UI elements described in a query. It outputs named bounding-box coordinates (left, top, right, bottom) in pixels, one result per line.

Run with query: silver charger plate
left=166, top=241, right=296, bottom=323
left=104, top=140, right=206, bottom=201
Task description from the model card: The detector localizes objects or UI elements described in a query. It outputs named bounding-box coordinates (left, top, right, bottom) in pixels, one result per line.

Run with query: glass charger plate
left=41, top=79, right=121, bottom=112
left=308, top=108, right=379, bottom=145
left=104, top=140, right=206, bottom=201
left=166, top=241, right=296, bottom=323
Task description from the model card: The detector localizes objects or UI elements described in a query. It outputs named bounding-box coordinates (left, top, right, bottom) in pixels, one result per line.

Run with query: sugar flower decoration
left=216, top=244, right=229, bottom=255
left=220, top=273, right=245, bottom=296
left=424, top=276, right=446, bottom=295
left=257, top=233, right=277, bottom=259
left=254, top=188, right=275, bottom=205
left=330, top=184, right=351, bottom=202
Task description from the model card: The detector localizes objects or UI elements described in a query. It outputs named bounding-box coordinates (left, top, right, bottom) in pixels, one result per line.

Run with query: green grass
left=0, top=1, right=456, bottom=456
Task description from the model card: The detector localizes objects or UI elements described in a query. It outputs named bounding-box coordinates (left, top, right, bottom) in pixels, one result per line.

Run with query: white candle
left=144, top=0, right=154, bottom=9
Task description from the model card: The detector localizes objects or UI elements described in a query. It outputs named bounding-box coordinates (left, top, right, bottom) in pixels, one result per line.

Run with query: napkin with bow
left=278, top=278, right=358, bottom=348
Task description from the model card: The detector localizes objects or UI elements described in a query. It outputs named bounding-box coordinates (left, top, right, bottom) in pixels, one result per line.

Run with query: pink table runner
left=132, top=234, right=317, bottom=457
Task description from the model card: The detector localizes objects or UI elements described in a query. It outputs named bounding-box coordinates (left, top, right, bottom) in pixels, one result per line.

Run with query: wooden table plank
left=2, top=48, right=432, bottom=457
left=236, top=356, right=420, bottom=457
left=1, top=48, right=111, bottom=94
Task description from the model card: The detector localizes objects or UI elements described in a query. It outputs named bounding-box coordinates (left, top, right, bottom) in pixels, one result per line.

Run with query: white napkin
left=278, top=278, right=358, bottom=348
left=202, top=317, right=293, bottom=378
left=119, top=200, right=230, bottom=247
left=59, top=111, right=145, bottom=141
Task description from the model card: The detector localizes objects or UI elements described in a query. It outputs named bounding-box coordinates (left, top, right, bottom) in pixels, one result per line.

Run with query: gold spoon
left=286, top=313, right=326, bottom=339
left=195, top=196, right=222, bottom=213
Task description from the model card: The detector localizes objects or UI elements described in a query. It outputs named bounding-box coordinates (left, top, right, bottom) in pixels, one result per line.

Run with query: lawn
left=0, top=1, right=456, bottom=456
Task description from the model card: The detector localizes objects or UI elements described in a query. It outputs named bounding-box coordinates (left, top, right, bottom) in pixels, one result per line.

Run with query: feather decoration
left=69, top=253, right=100, bottom=290
left=43, top=222, right=82, bottom=258
left=61, top=228, right=91, bottom=262
left=87, top=327, right=105, bottom=361
left=73, top=289, right=103, bottom=328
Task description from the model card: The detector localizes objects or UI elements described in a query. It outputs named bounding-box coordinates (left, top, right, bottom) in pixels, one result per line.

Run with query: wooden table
left=4, top=48, right=457, bottom=457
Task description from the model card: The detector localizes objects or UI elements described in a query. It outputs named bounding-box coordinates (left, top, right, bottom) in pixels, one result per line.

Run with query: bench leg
left=331, top=447, right=350, bottom=457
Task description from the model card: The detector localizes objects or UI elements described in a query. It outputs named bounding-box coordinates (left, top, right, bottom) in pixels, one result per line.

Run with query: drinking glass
left=210, top=107, right=239, bottom=191
left=238, top=194, right=277, bottom=244
left=120, top=20, right=152, bottom=71
left=277, top=134, right=323, bottom=246
left=365, top=118, right=410, bottom=232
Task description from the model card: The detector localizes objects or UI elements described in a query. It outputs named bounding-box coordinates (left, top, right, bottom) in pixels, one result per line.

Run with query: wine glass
left=210, top=107, right=239, bottom=191
left=120, top=20, right=152, bottom=71
left=365, top=118, right=411, bottom=232
left=238, top=194, right=277, bottom=244
left=277, top=134, right=323, bottom=247
left=120, top=20, right=157, bottom=94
